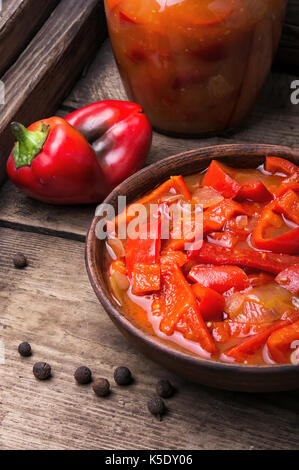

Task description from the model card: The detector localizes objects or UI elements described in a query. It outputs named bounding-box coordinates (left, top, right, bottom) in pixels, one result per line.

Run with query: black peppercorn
left=18, top=342, right=32, bottom=357
left=13, top=253, right=28, bottom=269
left=114, top=366, right=132, bottom=386
left=147, top=397, right=166, bottom=420
left=92, top=378, right=110, bottom=397
left=74, top=366, right=92, bottom=385
left=33, top=362, right=51, bottom=380
left=156, top=379, right=174, bottom=399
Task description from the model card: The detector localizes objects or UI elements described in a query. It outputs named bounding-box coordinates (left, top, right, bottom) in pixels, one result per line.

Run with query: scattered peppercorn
left=74, top=366, right=92, bottom=385
left=13, top=253, right=28, bottom=269
left=114, top=366, right=132, bottom=386
left=156, top=379, right=174, bottom=399
left=92, top=378, right=110, bottom=397
left=33, top=362, right=51, bottom=381
left=147, top=397, right=166, bottom=420
left=18, top=342, right=32, bottom=357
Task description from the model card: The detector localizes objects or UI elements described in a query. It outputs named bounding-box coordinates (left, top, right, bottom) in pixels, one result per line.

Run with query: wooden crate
left=0, top=0, right=107, bottom=185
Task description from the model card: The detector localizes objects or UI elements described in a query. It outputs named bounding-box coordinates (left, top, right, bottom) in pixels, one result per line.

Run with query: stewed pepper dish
left=105, top=157, right=299, bottom=366
left=105, top=0, right=287, bottom=135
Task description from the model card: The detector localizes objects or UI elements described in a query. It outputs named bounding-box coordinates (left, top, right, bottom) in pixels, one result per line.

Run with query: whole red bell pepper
left=7, top=101, right=152, bottom=204
left=65, top=100, right=152, bottom=189
left=7, top=117, right=110, bottom=204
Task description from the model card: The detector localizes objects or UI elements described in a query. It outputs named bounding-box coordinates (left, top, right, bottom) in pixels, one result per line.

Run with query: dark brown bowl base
left=86, top=144, right=299, bottom=392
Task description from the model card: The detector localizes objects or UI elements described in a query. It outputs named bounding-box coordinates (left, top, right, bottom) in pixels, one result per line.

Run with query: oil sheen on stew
left=105, top=157, right=299, bottom=366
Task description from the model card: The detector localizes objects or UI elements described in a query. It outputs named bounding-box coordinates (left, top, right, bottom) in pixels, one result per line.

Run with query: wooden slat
left=0, top=182, right=94, bottom=241
left=1, top=226, right=298, bottom=450
left=277, top=0, right=299, bottom=70
left=0, top=0, right=61, bottom=77
left=0, top=0, right=107, bottom=186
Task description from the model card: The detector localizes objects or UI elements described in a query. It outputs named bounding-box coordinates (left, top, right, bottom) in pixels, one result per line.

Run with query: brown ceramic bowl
left=86, top=144, right=299, bottom=392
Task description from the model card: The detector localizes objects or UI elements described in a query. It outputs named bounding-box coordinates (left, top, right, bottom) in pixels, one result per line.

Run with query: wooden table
left=1, top=36, right=299, bottom=450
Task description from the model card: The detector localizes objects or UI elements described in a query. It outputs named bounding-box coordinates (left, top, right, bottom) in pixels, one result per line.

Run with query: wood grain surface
left=0, top=0, right=106, bottom=187
left=0, top=0, right=60, bottom=77
left=1, top=227, right=299, bottom=450
left=0, top=4, right=299, bottom=450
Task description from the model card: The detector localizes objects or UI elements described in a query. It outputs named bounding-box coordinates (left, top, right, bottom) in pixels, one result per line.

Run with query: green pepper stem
left=11, top=122, right=50, bottom=169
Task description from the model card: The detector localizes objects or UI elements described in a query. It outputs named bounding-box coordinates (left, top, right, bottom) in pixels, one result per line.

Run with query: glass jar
left=105, top=0, right=287, bottom=136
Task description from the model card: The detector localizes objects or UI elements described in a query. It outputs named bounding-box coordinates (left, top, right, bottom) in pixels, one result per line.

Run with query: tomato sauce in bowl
left=104, top=0, right=287, bottom=135
left=104, top=156, right=299, bottom=366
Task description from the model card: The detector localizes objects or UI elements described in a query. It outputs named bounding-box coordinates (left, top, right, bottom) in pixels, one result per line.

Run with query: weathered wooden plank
left=0, top=0, right=61, bottom=77
left=0, top=227, right=298, bottom=450
left=0, top=0, right=107, bottom=186
left=0, top=181, right=95, bottom=241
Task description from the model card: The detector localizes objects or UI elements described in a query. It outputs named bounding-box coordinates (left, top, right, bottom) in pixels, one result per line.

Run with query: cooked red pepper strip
left=187, top=242, right=299, bottom=274
left=152, top=264, right=216, bottom=353
left=160, top=251, right=188, bottom=267
left=202, top=160, right=241, bottom=199
left=166, top=199, right=245, bottom=251
left=265, top=156, right=299, bottom=178
left=192, top=284, right=225, bottom=321
left=267, top=320, right=299, bottom=363
left=252, top=201, right=299, bottom=254
left=276, top=265, right=299, bottom=295
left=188, top=265, right=250, bottom=293
left=275, top=190, right=299, bottom=225
left=132, top=263, right=161, bottom=295
left=224, top=316, right=299, bottom=362
left=115, top=175, right=190, bottom=230
left=237, top=180, right=273, bottom=203
left=125, top=220, right=161, bottom=278
left=275, top=181, right=299, bottom=197
left=212, top=322, right=271, bottom=344
left=66, top=100, right=152, bottom=189
left=206, top=231, right=240, bottom=249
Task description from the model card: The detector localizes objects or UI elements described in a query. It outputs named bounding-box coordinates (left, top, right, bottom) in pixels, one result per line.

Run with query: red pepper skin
left=65, top=100, right=152, bottom=188
left=276, top=265, right=299, bottom=295
left=187, top=242, right=299, bottom=274
left=7, top=117, right=109, bottom=204
left=192, top=284, right=225, bottom=321
left=265, top=156, right=299, bottom=178
left=251, top=201, right=299, bottom=255
left=188, top=265, right=250, bottom=294
left=267, top=320, right=299, bottom=363
left=275, top=190, right=299, bottom=225
left=202, top=160, right=241, bottom=199
left=237, top=180, right=273, bottom=203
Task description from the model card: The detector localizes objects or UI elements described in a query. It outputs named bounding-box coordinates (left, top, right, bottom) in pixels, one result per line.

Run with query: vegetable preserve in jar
left=104, top=0, right=287, bottom=136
